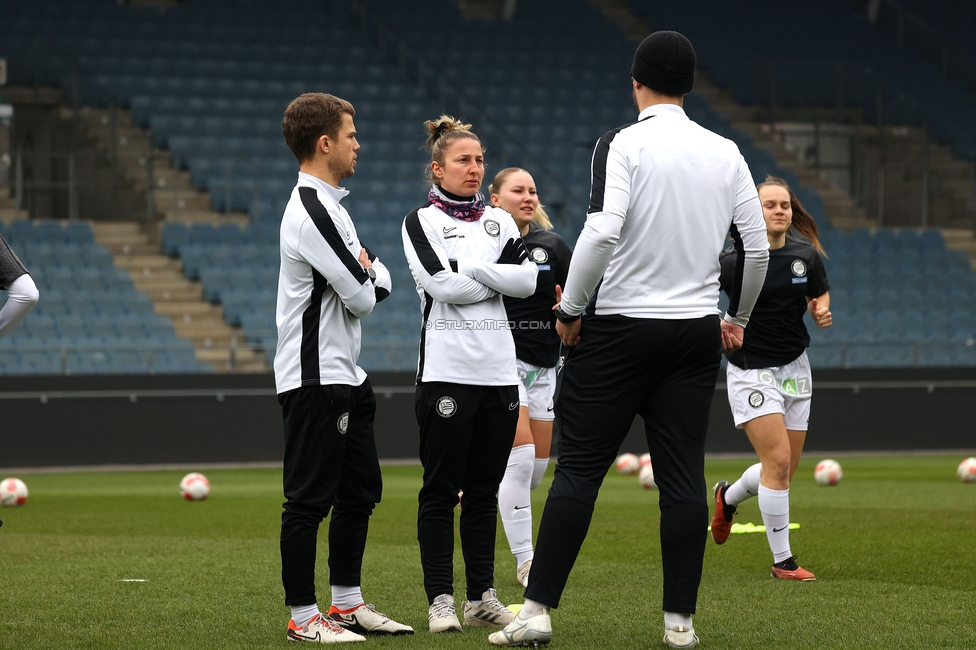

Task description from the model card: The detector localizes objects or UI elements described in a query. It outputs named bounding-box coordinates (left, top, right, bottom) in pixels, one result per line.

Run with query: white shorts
left=516, top=359, right=556, bottom=422
left=726, top=351, right=812, bottom=431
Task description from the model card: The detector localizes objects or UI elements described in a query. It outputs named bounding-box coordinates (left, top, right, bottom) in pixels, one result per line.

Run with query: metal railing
left=5, top=42, right=136, bottom=220
left=12, top=148, right=88, bottom=220
left=769, top=120, right=976, bottom=229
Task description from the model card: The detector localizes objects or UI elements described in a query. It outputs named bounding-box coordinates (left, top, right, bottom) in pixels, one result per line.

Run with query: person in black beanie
left=489, top=30, right=769, bottom=650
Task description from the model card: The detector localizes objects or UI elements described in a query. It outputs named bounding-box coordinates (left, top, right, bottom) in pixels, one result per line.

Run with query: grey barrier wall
left=0, top=368, right=974, bottom=469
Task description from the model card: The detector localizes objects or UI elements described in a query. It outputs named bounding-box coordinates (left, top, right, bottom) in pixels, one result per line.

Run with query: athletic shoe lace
left=430, top=598, right=455, bottom=619
left=361, top=604, right=390, bottom=621
left=481, top=598, right=508, bottom=613
left=310, top=614, right=346, bottom=633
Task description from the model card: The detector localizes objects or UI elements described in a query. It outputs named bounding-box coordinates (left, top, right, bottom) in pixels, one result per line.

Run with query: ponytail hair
left=489, top=167, right=553, bottom=230
left=757, top=175, right=827, bottom=257
left=423, top=115, right=483, bottom=184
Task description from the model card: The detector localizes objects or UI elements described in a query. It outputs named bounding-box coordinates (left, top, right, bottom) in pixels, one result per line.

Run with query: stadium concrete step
left=0, top=194, right=29, bottom=223
left=115, top=254, right=183, bottom=273
left=734, top=121, right=870, bottom=227
left=93, top=222, right=161, bottom=255
left=91, top=221, right=269, bottom=373
left=77, top=107, right=247, bottom=229
left=196, top=346, right=268, bottom=373
left=149, top=211, right=250, bottom=231
left=155, top=301, right=225, bottom=317
left=943, top=229, right=976, bottom=270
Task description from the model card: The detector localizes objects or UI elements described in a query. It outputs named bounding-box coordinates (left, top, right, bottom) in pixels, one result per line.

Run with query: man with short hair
left=275, top=92, right=411, bottom=643
left=489, top=31, right=769, bottom=649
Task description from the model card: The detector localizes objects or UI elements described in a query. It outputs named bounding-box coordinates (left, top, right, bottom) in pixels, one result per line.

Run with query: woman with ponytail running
left=711, top=176, right=832, bottom=581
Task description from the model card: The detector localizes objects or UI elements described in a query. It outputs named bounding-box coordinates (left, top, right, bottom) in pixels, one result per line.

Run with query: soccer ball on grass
left=814, top=459, right=842, bottom=486
left=615, top=453, right=640, bottom=476
left=638, top=463, right=657, bottom=490
left=0, top=478, right=28, bottom=507
left=179, top=472, right=210, bottom=501
left=957, top=457, right=976, bottom=483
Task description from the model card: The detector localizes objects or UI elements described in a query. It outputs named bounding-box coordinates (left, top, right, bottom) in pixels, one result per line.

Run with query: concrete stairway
left=74, top=106, right=248, bottom=231
left=92, top=221, right=268, bottom=373
left=67, top=106, right=270, bottom=371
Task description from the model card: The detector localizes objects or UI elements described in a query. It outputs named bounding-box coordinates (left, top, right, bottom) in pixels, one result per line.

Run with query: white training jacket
left=402, top=200, right=538, bottom=386
left=274, top=172, right=391, bottom=394
left=561, top=103, right=769, bottom=327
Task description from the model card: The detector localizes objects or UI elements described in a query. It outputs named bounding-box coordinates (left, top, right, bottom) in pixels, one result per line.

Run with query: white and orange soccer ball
left=179, top=472, right=210, bottom=501
left=638, top=463, right=657, bottom=490
left=639, top=453, right=651, bottom=468
left=0, top=477, right=28, bottom=507
left=957, top=457, right=976, bottom=484
left=615, top=453, right=640, bottom=476
left=814, top=459, right=842, bottom=486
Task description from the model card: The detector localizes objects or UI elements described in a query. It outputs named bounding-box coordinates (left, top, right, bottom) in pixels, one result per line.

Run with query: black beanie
left=631, top=30, right=696, bottom=96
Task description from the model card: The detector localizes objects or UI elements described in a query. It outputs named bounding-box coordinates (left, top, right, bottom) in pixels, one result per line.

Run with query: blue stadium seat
left=103, top=268, right=135, bottom=291
left=845, top=344, right=915, bottom=368
left=83, top=245, right=115, bottom=268
left=161, top=222, right=189, bottom=256
left=806, top=345, right=844, bottom=368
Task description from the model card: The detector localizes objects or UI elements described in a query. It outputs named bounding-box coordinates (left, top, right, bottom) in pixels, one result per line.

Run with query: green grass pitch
left=0, top=455, right=973, bottom=649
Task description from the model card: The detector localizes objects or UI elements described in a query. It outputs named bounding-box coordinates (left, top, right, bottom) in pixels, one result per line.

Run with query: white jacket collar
left=298, top=172, right=349, bottom=203
left=638, top=103, right=688, bottom=121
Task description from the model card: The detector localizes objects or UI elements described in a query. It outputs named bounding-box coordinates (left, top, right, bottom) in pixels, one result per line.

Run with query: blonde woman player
left=489, top=168, right=572, bottom=588
left=711, top=176, right=831, bottom=581
left=401, top=116, right=538, bottom=633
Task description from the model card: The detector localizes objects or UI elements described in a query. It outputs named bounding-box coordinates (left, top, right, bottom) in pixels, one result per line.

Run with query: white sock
left=499, top=444, right=535, bottom=559
left=664, top=611, right=693, bottom=630
left=758, top=485, right=792, bottom=563
left=520, top=598, right=549, bottom=618
left=531, top=457, right=549, bottom=489
left=291, top=603, right=320, bottom=628
left=725, top=462, right=762, bottom=506
left=330, top=586, right=363, bottom=611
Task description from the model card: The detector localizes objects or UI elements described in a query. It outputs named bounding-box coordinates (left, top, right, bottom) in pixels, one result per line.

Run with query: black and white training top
left=503, top=222, right=572, bottom=368
left=402, top=196, right=538, bottom=386
left=559, top=103, right=769, bottom=325
left=0, top=234, right=38, bottom=338
left=720, top=235, right=830, bottom=369
left=0, top=234, right=28, bottom=289
left=274, top=172, right=391, bottom=394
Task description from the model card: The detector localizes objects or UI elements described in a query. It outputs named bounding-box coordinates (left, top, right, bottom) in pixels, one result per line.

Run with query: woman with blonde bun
left=401, top=116, right=539, bottom=634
